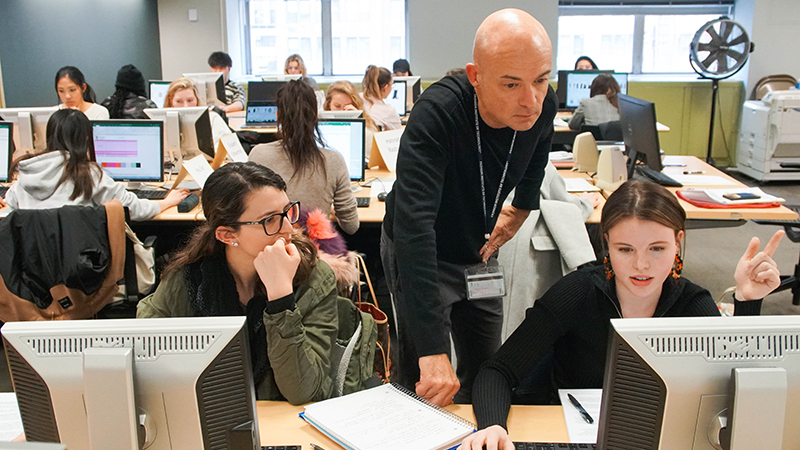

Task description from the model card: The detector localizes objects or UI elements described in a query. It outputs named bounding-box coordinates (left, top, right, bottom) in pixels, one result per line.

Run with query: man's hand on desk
left=416, top=353, right=460, bottom=407
left=481, top=205, right=530, bottom=262
left=458, top=425, right=514, bottom=450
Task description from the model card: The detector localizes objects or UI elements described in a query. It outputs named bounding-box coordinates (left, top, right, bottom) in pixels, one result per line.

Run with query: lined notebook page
left=302, top=384, right=474, bottom=450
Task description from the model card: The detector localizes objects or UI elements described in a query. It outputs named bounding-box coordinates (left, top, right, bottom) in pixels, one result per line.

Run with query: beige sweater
left=248, top=141, right=359, bottom=234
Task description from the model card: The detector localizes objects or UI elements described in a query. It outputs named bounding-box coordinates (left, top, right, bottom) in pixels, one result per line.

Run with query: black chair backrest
left=580, top=125, right=602, bottom=141
left=599, top=121, right=623, bottom=141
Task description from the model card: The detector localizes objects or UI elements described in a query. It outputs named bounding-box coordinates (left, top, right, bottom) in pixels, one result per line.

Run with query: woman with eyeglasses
left=137, top=162, right=339, bottom=405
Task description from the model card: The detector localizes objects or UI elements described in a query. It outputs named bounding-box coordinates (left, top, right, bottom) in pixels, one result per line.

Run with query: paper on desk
left=0, top=393, right=24, bottom=442
left=563, top=178, right=600, bottom=192
left=558, top=389, right=602, bottom=444
left=219, top=133, right=248, bottom=162
left=554, top=118, right=569, bottom=128
left=182, top=155, right=214, bottom=189
left=549, top=151, right=573, bottom=162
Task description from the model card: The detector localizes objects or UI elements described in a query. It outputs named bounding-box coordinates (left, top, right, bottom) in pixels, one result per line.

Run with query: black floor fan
left=689, top=17, right=754, bottom=165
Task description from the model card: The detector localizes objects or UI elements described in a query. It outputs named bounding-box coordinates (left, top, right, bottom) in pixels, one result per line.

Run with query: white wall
left=407, top=0, right=559, bottom=79
left=735, top=0, right=800, bottom=95
left=158, top=0, right=227, bottom=80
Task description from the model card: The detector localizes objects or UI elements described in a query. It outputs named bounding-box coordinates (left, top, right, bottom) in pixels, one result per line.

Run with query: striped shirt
left=225, top=80, right=246, bottom=108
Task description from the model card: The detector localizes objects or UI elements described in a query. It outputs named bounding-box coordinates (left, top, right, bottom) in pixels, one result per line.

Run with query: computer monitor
left=148, top=80, right=172, bottom=109
left=393, top=75, right=421, bottom=111
left=599, top=316, right=800, bottom=449
left=91, top=120, right=164, bottom=184
left=385, top=80, right=407, bottom=116
left=319, top=110, right=363, bottom=120
left=0, top=106, right=58, bottom=154
left=564, top=72, right=628, bottom=109
left=144, top=107, right=214, bottom=164
left=182, top=72, right=225, bottom=108
left=555, top=70, right=613, bottom=109
left=317, top=119, right=366, bottom=181
left=618, top=93, right=663, bottom=175
left=261, top=74, right=302, bottom=82
left=247, top=81, right=287, bottom=104
left=2, top=317, right=260, bottom=450
left=0, top=122, right=12, bottom=183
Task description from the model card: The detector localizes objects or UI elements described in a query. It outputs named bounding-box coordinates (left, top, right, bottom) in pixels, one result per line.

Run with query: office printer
left=737, top=90, right=800, bottom=181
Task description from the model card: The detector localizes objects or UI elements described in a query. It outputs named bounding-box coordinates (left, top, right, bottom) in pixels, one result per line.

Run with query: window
left=243, top=0, right=407, bottom=76
left=558, top=2, right=733, bottom=74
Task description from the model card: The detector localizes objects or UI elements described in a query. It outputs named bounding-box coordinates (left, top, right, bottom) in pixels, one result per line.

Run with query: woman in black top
left=459, top=179, right=785, bottom=450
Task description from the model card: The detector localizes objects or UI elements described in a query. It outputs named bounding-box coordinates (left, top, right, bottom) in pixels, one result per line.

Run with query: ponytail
left=362, top=65, right=392, bottom=102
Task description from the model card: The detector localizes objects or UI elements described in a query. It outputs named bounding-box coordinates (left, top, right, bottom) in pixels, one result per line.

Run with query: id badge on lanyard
left=465, top=264, right=506, bottom=300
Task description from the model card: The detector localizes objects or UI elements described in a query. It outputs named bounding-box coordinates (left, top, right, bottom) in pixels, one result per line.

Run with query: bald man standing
left=381, top=9, right=557, bottom=407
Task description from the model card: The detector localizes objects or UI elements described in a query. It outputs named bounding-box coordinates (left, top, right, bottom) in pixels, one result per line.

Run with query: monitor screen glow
left=564, top=72, right=628, bottom=108
left=317, top=119, right=365, bottom=181
left=385, top=80, right=407, bottom=116
left=91, top=120, right=164, bottom=182
left=148, top=81, right=171, bottom=109
left=0, top=122, right=11, bottom=182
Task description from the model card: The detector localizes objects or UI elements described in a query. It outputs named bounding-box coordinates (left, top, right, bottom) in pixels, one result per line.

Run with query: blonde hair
left=324, top=81, right=363, bottom=110
left=164, top=77, right=202, bottom=107
left=362, top=65, right=392, bottom=103
left=324, top=81, right=377, bottom=131
left=284, top=54, right=307, bottom=77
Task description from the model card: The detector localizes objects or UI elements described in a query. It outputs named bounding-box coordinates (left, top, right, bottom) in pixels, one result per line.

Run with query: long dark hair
left=589, top=74, right=621, bottom=108
left=55, top=66, right=96, bottom=103
left=362, top=65, right=392, bottom=103
left=276, top=80, right=326, bottom=179
left=10, top=108, right=100, bottom=201
left=165, top=162, right=318, bottom=286
left=106, top=64, right=148, bottom=119
left=601, top=180, right=686, bottom=252
left=574, top=56, right=598, bottom=70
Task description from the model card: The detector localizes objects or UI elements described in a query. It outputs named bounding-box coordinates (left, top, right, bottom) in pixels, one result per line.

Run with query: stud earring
left=232, top=241, right=239, bottom=247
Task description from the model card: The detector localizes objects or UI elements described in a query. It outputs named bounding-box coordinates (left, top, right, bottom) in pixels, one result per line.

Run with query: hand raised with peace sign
left=734, top=230, right=785, bottom=301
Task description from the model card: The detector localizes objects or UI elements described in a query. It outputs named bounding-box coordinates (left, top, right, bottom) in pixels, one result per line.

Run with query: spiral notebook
left=300, top=383, right=475, bottom=450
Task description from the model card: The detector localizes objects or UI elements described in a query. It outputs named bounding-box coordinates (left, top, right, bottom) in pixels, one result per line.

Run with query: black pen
left=567, top=393, right=594, bottom=424
left=310, top=444, right=328, bottom=450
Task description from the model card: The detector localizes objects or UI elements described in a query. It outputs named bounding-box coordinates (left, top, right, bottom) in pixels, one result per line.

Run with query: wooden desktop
left=256, top=401, right=569, bottom=447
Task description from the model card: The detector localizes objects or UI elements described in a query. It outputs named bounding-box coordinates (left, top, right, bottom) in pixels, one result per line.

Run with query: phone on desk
left=722, top=192, right=761, bottom=200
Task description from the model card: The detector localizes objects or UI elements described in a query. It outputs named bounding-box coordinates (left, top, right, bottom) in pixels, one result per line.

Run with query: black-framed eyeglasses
left=231, top=201, right=300, bottom=236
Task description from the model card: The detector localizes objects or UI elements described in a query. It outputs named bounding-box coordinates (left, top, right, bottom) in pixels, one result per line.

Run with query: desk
left=256, top=401, right=569, bottom=447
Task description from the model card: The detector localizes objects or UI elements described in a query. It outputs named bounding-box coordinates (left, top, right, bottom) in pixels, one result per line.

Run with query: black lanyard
left=474, top=93, right=517, bottom=240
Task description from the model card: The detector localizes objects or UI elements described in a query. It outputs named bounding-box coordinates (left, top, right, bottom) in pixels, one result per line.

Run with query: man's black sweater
left=383, top=74, right=557, bottom=357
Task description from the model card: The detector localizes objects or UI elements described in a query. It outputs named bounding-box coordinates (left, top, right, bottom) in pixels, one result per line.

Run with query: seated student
left=459, top=179, right=785, bottom=450
left=361, top=65, right=402, bottom=131
left=323, top=81, right=378, bottom=157
left=208, top=51, right=245, bottom=113
left=392, top=58, right=412, bottom=77
left=285, top=54, right=319, bottom=91
left=249, top=81, right=359, bottom=235
left=574, top=55, right=599, bottom=70
left=137, top=162, right=338, bottom=404
left=55, top=66, right=109, bottom=120
left=101, top=64, right=157, bottom=120
left=4, top=109, right=188, bottom=220
left=568, top=73, right=621, bottom=131
left=163, top=77, right=233, bottom=151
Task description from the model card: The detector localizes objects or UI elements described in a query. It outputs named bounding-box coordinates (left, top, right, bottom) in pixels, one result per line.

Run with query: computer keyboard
left=131, top=189, right=169, bottom=200
left=514, top=442, right=596, bottom=449
left=356, top=197, right=371, bottom=207
left=634, top=165, right=683, bottom=187
left=0, top=185, right=8, bottom=198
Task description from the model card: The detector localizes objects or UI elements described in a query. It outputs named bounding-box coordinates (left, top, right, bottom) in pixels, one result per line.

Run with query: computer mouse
left=377, top=192, right=387, bottom=202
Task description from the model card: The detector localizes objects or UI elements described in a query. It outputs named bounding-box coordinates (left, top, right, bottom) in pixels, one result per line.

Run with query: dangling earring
left=671, top=254, right=683, bottom=279
left=604, top=255, right=614, bottom=279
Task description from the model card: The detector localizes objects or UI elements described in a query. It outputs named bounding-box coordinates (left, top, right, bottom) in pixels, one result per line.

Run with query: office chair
left=0, top=200, right=147, bottom=320
left=753, top=205, right=800, bottom=305
left=750, top=74, right=797, bottom=101
left=579, top=124, right=603, bottom=141
left=599, top=120, right=623, bottom=142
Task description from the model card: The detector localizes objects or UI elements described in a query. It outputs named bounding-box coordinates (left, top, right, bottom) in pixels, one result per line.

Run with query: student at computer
left=323, top=81, right=377, bottom=156
left=568, top=73, right=621, bottom=131
left=248, top=80, right=359, bottom=235
left=459, top=179, right=785, bottom=450
left=163, top=77, right=233, bottom=151
left=284, top=54, right=319, bottom=91
left=361, top=65, right=402, bottom=131
left=4, top=109, right=188, bottom=220
left=137, top=162, right=339, bottom=404
left=574, top=55, right=598, bottom=70
left=55, top=66, right=109, bottom=120
left=208, top=51, right=246, bottom=113
left=101, top=64, right=157, bottom=120
left=393, top=58, right=412, bottom=77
